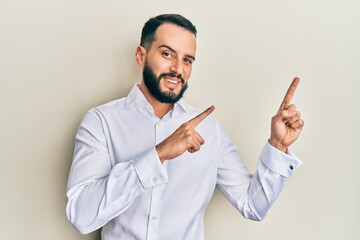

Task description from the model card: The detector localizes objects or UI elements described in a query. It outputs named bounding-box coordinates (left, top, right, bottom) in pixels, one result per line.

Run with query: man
left=66, top=14, right=304, bottom=239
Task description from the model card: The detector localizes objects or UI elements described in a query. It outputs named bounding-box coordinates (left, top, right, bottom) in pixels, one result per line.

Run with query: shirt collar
left=125, top=84, right=148, bottom=108
left=125, top=84, right=189, bottom=116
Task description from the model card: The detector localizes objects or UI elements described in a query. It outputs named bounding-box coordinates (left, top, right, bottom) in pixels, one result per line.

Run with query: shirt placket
left=146, top=119, right=167, bottom=240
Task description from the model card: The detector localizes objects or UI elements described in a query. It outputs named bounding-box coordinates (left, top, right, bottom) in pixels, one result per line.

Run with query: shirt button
left=289, top=165, right=294, bottom=170
left=152, top=176, right=158, bottom=183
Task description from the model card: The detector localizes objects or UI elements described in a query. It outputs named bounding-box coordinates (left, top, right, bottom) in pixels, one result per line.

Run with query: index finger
left=188, top=105, right=215, bottom=127
left=279, top=77, right=300, bottom=111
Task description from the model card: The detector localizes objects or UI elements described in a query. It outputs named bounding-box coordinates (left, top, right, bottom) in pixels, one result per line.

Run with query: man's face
left=143, top=59, right=188, bottom=103
left=142, top=23, right=196, bottom=103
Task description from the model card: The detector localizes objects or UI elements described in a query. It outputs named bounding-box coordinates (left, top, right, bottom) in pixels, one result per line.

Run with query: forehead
left=151, top=23, right=196, bottom=55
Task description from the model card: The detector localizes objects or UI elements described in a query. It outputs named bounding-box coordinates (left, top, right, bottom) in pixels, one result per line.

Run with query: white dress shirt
left=66, top=84, right=302, bottom=240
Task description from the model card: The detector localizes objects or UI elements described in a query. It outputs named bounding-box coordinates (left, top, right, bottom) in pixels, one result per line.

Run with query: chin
left=160, top=86, right=179, bottom=95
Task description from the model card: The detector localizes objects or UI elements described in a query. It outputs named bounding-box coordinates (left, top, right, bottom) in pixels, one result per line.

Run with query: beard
left=143, top=60, right=188, bottom=104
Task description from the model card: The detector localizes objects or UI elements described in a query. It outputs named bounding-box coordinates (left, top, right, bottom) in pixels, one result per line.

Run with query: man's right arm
left=66, top=111, right=168, bottom=234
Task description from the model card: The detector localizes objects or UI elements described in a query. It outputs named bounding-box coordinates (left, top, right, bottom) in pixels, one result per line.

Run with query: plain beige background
left=1, top=0, right=359, bottom=239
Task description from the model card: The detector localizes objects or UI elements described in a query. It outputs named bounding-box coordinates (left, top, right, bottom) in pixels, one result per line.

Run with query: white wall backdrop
left=1, top=0, right=359, bottom=239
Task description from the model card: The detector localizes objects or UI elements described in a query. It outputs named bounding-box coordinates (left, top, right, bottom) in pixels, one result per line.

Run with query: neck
left=139, top=82, right=174, bottom=119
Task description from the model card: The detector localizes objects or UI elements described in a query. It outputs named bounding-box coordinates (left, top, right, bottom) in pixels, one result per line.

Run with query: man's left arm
left=216, top=77, right=304, bottom=220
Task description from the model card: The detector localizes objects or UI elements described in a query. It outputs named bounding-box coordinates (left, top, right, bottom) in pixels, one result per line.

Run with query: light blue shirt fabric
left=66, top=84, right=302, bottom=240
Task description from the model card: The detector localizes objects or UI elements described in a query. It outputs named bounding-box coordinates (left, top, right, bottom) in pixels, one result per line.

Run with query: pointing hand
left=156, top=105, right=215, bottom=162
left=269, top=77, right=304, bottom=152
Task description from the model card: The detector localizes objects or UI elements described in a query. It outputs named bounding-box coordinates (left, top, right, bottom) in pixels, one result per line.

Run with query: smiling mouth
left=165, top=78, right=180, bottom=84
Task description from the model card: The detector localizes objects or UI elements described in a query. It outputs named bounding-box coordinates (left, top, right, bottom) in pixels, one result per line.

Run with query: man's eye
left=184, top=58, right=193, bottom=64
left=163, top=52, right=173, bottom=58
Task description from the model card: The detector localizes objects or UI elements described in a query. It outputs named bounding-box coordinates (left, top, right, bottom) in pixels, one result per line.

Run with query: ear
left=135, top=46, right=146, bottom=68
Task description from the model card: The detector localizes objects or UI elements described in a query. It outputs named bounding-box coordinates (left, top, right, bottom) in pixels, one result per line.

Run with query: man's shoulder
left=97, top=98, right=126, bottom=110
left=87, top=97, right=127, bottom=117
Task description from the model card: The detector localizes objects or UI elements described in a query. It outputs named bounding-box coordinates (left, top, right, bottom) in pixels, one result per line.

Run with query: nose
left=170, top=59, right=184, bottom=76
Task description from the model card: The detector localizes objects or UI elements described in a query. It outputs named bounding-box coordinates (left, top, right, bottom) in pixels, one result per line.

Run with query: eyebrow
left=158, top=44, right=196, bottom=62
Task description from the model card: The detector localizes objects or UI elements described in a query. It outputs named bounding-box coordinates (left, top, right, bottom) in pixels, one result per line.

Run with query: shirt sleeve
left=215, top=122, right=302, bottom=221
left=66, top=111, right=168, bottom=234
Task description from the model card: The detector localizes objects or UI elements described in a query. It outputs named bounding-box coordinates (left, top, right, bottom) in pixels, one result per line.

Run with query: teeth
left=165, top=78, right=178, bottom=84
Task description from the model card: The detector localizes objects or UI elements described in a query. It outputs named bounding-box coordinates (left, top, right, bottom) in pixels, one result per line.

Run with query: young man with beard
left=66, top=14, right=304, bottom=240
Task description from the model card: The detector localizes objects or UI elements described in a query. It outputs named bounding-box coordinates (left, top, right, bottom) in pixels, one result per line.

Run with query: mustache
left=159, top=73, right=185, bottom=84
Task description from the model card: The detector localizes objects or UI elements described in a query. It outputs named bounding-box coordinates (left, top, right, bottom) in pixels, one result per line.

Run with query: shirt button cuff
left=261, top=141, right=302, bottom=178
left=133, top=147, right=169, bottom=189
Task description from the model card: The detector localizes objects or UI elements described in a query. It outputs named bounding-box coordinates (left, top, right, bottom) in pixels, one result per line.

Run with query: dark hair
left=140, top=14, right=197, bottom=49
